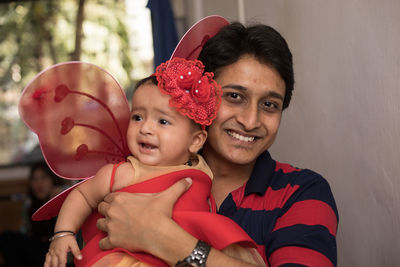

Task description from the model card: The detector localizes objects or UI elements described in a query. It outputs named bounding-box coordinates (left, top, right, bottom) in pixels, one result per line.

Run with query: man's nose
left=236, top=104, right=261, bottom=131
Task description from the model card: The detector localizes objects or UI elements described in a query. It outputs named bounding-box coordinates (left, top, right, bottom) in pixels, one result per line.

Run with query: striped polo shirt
left=217, top=151, right=338, bottom=267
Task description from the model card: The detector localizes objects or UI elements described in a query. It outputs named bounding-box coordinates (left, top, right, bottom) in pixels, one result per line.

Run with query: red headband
left=154, top=57, right=222, bottom=128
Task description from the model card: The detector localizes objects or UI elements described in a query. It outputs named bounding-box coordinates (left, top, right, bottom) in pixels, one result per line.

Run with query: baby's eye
left=159, top=119, right=169, bottom=125
left=132, top=114, right=142, bottom=121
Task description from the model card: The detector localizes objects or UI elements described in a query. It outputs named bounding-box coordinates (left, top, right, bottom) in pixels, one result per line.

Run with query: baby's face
left=127, top=83, right=196, bottom=166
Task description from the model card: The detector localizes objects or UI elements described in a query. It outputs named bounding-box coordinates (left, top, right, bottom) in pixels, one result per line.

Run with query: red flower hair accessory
left=155, top=57, right=222, bottom=127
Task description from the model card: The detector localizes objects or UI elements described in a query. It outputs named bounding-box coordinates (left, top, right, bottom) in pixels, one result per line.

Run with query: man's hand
left=96, top=177, right=264, bottom=267
left=96, top=178, right=192, bottom=254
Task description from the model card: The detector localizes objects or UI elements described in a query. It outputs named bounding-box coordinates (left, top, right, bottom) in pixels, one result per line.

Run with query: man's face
left=204, top=55, right=285, bottom=165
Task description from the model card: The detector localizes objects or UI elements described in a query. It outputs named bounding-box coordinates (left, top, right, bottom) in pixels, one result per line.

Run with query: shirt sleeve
left=266, top=171, right=339, bottom=267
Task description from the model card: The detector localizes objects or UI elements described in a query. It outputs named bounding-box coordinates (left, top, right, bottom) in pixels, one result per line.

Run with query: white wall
left=180, top=0, right=400, bottom=266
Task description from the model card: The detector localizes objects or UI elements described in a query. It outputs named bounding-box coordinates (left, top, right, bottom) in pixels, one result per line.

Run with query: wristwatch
left=175, top=240, right=211, bottom=267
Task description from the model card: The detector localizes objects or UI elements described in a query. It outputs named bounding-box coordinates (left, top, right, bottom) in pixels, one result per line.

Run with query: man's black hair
left=198, top=22, right=294, bottom=110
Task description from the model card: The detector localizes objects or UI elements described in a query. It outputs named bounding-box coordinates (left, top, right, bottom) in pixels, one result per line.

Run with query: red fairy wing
left=32, top=179, right=87, bottom=221
left=19, top=62, right=130, bottom=180
left=170, top=15, right=229, bottom=60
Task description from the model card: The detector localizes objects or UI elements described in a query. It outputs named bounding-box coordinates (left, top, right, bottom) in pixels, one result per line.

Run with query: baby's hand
left=44, top=235, right=82, bottom=267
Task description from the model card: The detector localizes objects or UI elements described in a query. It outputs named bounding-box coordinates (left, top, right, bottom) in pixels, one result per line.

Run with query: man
left=96, top=22, right=338, bottom=267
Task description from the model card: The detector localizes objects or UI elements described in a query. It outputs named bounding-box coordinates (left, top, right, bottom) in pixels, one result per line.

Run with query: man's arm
left=96, top=178, right=264, bottom=266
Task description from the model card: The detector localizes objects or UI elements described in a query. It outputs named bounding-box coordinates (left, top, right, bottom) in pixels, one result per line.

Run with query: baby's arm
left=44, top=163, right=116, bottom=267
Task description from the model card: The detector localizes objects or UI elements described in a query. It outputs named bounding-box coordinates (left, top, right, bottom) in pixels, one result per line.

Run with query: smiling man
left=97, top=22, right=339, bottom=267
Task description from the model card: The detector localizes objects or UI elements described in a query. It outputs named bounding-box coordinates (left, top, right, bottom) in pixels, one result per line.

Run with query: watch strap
left=175, top=240, right=211, bottom=267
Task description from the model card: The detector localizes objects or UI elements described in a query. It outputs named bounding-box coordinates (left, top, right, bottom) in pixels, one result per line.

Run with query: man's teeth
left=228, top=131, right=255, bottom=142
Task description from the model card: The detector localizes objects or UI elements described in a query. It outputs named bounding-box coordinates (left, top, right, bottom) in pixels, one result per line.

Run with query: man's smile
left=226, top=129, right=258, bottom=143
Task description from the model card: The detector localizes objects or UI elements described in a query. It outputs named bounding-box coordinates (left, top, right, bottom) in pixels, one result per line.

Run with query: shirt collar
left=244, top=150, right=276, bottom=196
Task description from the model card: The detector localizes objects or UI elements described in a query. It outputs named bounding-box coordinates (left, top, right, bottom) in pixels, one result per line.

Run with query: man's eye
left=132, top=114, right=142, bottom=121
left=159, top=119, right=169, bottom=125
left=229, top=92, right=240, bottom=99
left=262, top=101, right=279, bottom=111
left=223, top=92, right=243, bottom=102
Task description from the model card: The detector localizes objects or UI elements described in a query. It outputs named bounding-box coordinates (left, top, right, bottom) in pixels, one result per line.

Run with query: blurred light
left=15, top=5, right=27, bottom=16
left=125, top=0, right=153, bottom=78
left=11, top=64, right=21, bottom=82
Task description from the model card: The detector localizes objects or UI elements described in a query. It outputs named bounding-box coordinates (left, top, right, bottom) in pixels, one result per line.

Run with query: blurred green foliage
left=0, top=0, right=152, bottom=164
left=0, top=0, right=137, bottom=91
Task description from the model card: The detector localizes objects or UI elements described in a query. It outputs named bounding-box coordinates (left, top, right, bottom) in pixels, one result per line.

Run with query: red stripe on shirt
left=273, top=199, right=338, bottom=236
left=233, top=184, right=300, bottom=211
left=269, top=246, right=333, bottom=267
left=275, top=162, right=301, bottom=173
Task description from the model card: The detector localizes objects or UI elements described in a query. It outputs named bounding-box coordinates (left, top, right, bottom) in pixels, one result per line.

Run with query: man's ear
left=189, top=130, right=207, bottom=153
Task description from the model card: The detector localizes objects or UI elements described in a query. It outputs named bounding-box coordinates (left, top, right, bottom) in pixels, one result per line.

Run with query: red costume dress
left=75, top=155, right=262, bottom=267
